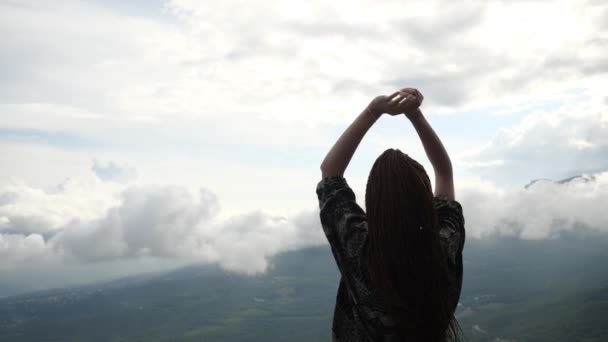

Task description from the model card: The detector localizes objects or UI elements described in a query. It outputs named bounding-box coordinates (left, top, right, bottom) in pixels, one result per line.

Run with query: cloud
left=0, top=178, right=119, bottom=236
left=3, top=167, right=608, bottom=276
left=0, top=233, right=48, bottom=265
left=0, top=178, right=324, bottom=275
left=2, top=0, right=606, bottom=137
left=461, top=97, right=608, bottom=184
left=1, top=0, right=607, bottom=202
left=92, top=159, right=137, bottom=183
left=459, top=172, right=608, bottom=239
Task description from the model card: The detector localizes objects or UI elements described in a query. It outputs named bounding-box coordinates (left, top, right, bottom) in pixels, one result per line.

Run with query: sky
left=0, top=0, right=607, bottom=291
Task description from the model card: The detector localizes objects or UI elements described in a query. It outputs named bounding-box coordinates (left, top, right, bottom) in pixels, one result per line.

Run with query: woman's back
left=316, top=176, right=465, bottom=341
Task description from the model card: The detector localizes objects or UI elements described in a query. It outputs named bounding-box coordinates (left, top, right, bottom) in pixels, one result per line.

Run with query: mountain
left=1, top=232, right=608, bottom=341
left=524, top=174, right=595, bottom=189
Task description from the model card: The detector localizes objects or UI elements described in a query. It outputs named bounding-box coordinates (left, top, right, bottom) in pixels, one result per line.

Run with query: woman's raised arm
left=400, top=89, right=455, bottom=200
left=320, top=92, right=403, bottom=178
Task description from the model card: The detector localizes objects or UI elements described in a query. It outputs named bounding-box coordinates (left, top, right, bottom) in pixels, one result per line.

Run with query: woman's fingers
left=399, top=88, right=418, bottom=97
left=387, top=91, right=402, bottom=103
left=379, top=88, right=422, bottom=115
left=399, top=88, right=423, bottom=105
left=398, top=94, right=414, bottom=106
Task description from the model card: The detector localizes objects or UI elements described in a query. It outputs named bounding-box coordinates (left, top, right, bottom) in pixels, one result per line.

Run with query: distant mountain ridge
left=524, top=173, right=596, bottom=189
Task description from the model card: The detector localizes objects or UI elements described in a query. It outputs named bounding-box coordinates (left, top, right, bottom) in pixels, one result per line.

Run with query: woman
left=317, top=88, right=465, bottom=341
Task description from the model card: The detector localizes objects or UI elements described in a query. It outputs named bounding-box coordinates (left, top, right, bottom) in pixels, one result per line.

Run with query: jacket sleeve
left=435, top=195, right=466, bottom=310
left=316, top=176, right=370, bottom=305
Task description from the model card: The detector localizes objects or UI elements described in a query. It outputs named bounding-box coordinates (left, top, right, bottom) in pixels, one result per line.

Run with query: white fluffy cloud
left=0, top=176, right=323, bottom=275
left=0, top=178, right=119, bottom=236
left=0, top=233, right=48, bottom=265
left=460, top=96, right=608, bottom=184
left=456, top=93, right=608, bottom=238
left=1, top=0, right=606, bottom=133
left=163, top=0, right=608, bottom=119
left=3, top=167, right=608, bottom=275
left=460, top=172, right=608, bottom=239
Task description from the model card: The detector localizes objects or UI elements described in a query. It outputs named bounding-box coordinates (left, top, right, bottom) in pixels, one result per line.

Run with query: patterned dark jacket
left=316, top=176, right=466, bottom=342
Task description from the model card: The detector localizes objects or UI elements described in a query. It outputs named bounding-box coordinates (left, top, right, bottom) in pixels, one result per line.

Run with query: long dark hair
left=365, top=149, right=462, bottom=341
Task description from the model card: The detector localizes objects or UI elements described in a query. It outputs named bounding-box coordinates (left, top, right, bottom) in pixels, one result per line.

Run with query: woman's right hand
left=366, top=91, right=403, bottom=117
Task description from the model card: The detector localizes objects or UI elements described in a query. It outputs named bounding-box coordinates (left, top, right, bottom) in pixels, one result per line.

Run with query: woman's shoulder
left=316, top=175, right=351, bottom=197
left=434, top=195, right=464, bottom=228
left=434, top=194, right=463, bottom=211
left=434, top=195, right=465, bottom=265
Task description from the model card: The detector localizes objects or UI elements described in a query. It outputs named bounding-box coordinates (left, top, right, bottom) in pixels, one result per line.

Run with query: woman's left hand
left=396, top=88, right=423, bottom=115
left=367, top=91, right=405, bottom=117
